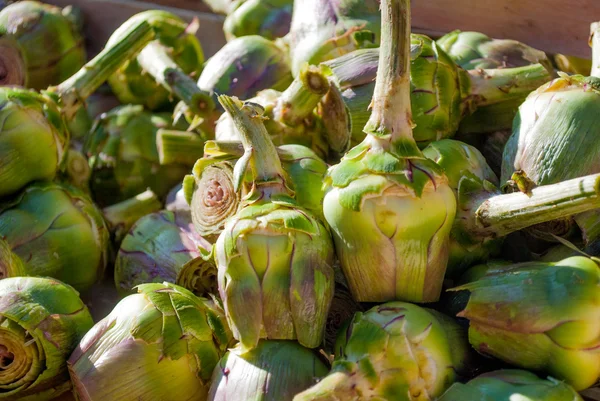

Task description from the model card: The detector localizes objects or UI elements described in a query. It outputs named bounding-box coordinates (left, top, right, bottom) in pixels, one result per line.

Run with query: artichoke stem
left=102, top=189, right=162, bottom=242
left=0, top=38, right=25, bottom=86
left=467, top=63, right=552, bottom=107
left=472, top=173, right=600, bottom=238
left=276, top=64, right=330, bottom=126
left=137, top=41, right=215, bottom=117
left=203, top=140, right=245, bottom=157
left=591, top=22, right=600, bottom=78
left=52, top=19, right=155, bottom=119
left=62, top=148, right=91, bottom=189
left=362, top=0, right=421, bottom=158
left=156, top=129, right=206, bottom=167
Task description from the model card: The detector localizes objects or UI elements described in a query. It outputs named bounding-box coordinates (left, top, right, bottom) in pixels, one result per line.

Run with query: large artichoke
left=115, top=210, right=217, bottom=297
left=223, top=0, right=293, bottom=40
left=0, top=277, right=93, bottom=401
left=450, top=256, right=600, bottom=391
left=294, top=302, right=470, bottom=401
left=0, top=1, right=86, bottom=90
left=0, top=182, right=109, bottom=292
left=68, top=282, right=234, bottom=401
left=214, top=95, right=334, bottom=350
left=208, top=340, right=329, bottom=401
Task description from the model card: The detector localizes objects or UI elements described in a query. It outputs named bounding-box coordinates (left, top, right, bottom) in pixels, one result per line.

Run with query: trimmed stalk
left=156, top=129, right=205, bottom=166
left=276, top=64, right=330, bottom=125
left=102, top=189, right=163, bottom=243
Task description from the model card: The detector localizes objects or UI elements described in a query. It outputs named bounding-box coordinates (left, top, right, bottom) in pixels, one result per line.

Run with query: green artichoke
left=209, top=340, right=329, bottom=401
left=0, top=182, right=109, bottom=292
left=68, top=282, right=234, bottom=401
left=215, top=64, right=331, bottom=158
left=0, top=1, right=86, bottom=90
left=294, top=302, right=470, bottom=401
left=322, top=0, right=457, bottom=303
left=0, top=277, right=93, bottom=401
left=223, top=0, right=293, bottom=40
left=84, top=104, right=190, bottom=207
left=106, top=10, right=205, bottom=111
left=115, top=210, right=217, bottom=297
left=451, top=256, right=600, bottom=391
left=214, top=95, right=334, bottom=350
left=439, top=370, right=583, bottom=401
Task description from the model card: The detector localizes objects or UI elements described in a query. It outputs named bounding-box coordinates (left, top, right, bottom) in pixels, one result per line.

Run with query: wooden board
left=45, top=0, right=226, bottom=57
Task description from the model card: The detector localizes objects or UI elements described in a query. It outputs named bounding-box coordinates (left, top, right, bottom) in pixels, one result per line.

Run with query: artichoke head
left=223, top=0, right=293, bottom=41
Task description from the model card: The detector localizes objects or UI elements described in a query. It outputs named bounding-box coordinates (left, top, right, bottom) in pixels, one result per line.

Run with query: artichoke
left=106, top=10, right=205, bottom=111
left=0, top=1, right=86, bottom=90
left=294, top=302, right=470, bottom=401
left=68, top=282, right=233, bottom=401
left=322, top=0, right=457, bottom=303
left=439, top=370, right=583, bottom=401
left=0, top=182, right=109, bottom=292
left=223, top=0, right=293, bottom=40
left=0, top=277, right=93, bottom=401
left=208, top=340, right=329, bottom=401
left=450, top=256, right=600, bottom=391
left=214, top=95, right=335, bottom=350
left=115, top=210, right=217, bottom=297
left=84, top=104, right=190, bottom=207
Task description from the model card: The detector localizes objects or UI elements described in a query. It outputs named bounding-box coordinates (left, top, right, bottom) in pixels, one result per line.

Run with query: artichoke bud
left=215, top=95, right=335, bottom=351
left=85, top=104, right=190, bottom=207
left=223, top=0, right=293, bottom=41
left=0, top=182, right=109, bottom=292
left=439, top=369, right=583, bottom=401
left=106, top=10, right=205, bottom=111
left=209, top=340, right=329, bottom=401
left=0, top=277, right=94, bottom=401
left=0, top=1, right=86, bottom=90
left=68, top=282, right=234, bottom=401
left=115, top=210, right=217, bottom=297
left=294, top=302, right=470, bottom=401
left=451, top=256, right=600, bottom=391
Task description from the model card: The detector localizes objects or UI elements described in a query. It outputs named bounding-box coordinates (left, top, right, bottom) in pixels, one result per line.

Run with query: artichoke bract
left=106, top=10, right=205, bottom=111
left=223, top=0, right=293, bottom=40
left=294, top=302, right=470, bottom=401
left=84, top=104, right=190, bottom=207
left=68, top=282, right=234, bottom=401
left=0, top=182, right=109, bottom=292
left=438, top=370, right=583, bottom=401
left=0, top=1, right=86, bottom=90
left=322, top=0, right=457, bottom=303
left=0, top=277, right=93, bottom=401
left=214, top=95, right=335, bottom=350
left=115, top=210, right=217, bottom=297
left=451, top=256, right=600, bottom=391
left=208, top=340, right=329, bottom=401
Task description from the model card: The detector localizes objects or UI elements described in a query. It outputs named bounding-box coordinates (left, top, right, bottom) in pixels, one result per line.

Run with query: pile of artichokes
left=1, top=0, right=600, bottom=400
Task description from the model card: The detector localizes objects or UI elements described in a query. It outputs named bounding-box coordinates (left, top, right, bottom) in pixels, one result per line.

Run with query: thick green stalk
left=102, top=189, right=162, bottom=242
left=52, top=19, right=155, bottom=118
left=276, top=65, right=330, bottom=125
left=362, top=0, right=421, bottom=158
left=156, top=129, right=205, bottom=166
left=137, top=41, right=215, bottom=116
left=591, top=22, right=600, bottom=78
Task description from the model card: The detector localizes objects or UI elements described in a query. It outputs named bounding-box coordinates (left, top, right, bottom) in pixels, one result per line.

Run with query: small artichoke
left=115, top=210, right=217, bottom=297
left=451, top=256, right=600, bottom=391
left=106, top=10, right=205, bottom=111
left=215, top=95, right=335, bottom=350
left=68, top=282, right=234, bottom=401
left=294, top=302, right=470, bottom=401
left=0, top=277, right=93, bottom=401
left=223, top=0, right=293, bottom=40
left=0, top=182, right=109, bottom=292
left=0, top=1, right=86, bottom=90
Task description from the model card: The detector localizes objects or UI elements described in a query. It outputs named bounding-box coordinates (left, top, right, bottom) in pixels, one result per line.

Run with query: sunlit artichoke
left=106, top=10, right=205, bottom=111
left=0, top=1, right=86, bottom=90
left=68, top=282, right=234, bottom=401
left=223, top=0, right=293, bottom=40
left=0, top=182, right=109, bottom=292
left=0, top=277, right=93, bottom=401
left=294, top=302, right=470, bottom=401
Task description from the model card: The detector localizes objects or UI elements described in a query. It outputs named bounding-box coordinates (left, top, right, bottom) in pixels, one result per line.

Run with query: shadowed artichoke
left=0, top=277, right=93, bottom=401
left=223, top=0, right=293, bottom=40
left=68, top=282, right=234, bottom=401
left=294, top=302, right=470, bottom=401
left=0, top=182, right=109, bottom=292
left=0, top=1, right=86, bottom=90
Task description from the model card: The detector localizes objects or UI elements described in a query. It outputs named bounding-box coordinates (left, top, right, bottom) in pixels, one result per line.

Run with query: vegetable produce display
left=1, top=0, right=600, bottom=400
